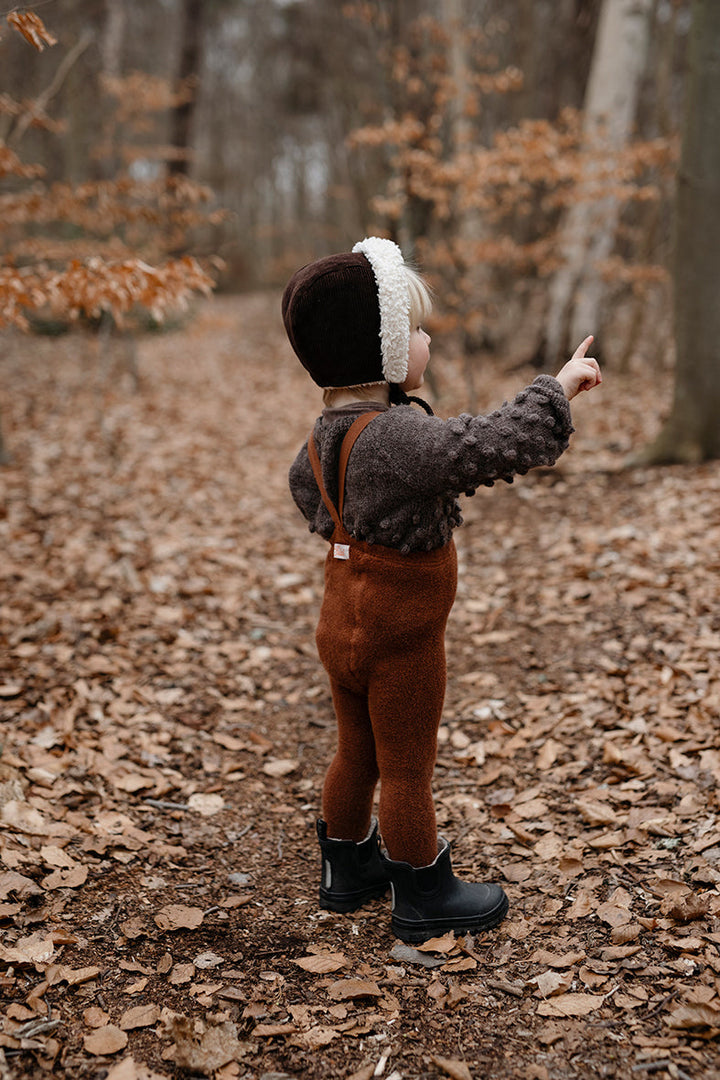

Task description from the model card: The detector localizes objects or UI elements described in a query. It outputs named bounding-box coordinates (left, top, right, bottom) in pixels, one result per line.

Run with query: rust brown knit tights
left=322, top=662, right=446, bottom=867
left=316, top=540, right=457, bottom=869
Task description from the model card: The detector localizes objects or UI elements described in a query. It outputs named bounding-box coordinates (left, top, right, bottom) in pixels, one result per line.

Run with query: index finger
left=571, top=335, right=594, bottom=361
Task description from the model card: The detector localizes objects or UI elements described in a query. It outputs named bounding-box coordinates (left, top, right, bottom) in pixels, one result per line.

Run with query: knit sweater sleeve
left=288, top=437, right=321, bottom=526
left=371, top=375, right=574, bottom=497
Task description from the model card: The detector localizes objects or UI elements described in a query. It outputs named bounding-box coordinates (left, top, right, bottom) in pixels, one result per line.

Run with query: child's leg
left=322, top=678, right=380, bottom=842
left=368, top=648, right=445, bottom=867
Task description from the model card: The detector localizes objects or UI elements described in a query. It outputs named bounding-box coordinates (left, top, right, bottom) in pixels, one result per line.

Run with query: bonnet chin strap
left=389, top=383, right=435, bottom=416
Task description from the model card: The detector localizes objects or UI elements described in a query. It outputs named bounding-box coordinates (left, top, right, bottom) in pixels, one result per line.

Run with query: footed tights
left=316, top=539, right=457, bottom=869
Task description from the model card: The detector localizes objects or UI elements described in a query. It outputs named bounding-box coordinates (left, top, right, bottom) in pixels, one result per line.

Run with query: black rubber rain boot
left=384, top=838, right=509, bottom=943
left=317, top=818, right=391, bottom=913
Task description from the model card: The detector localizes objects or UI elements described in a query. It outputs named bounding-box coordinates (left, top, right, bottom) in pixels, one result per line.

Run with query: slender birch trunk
left=98, top=0, right=126, bottom=179
left=544, top=0, right=652, bottom=365
left=445, top=0, right=490, bottom=407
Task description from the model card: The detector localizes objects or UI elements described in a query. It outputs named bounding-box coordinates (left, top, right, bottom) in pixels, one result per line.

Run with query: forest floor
left=1, top=293, right=720, bottom=1080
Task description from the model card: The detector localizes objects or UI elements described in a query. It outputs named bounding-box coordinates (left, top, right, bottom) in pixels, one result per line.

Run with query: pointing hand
left=555, top=336, right=602, bottom=400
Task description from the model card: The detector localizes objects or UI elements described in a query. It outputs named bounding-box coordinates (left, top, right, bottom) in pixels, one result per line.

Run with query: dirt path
left=1, top=295, right=719, bottom=1079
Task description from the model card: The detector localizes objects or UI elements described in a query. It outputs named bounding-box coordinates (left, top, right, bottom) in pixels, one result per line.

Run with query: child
left=284, top=237, right=601, bottom=943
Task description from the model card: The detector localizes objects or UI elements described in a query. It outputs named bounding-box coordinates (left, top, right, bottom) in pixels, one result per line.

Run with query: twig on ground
left=13, top=1018, right=61, bottom=1039
left=143, top=798, right=189, bottom=811
left=631, top=1061, right=692, bottom=1080
left=644, top=990, right=679, bottom=1019
left=379, top=978, right=427, bottom=988
left=486, top=977, right=525, bottom=998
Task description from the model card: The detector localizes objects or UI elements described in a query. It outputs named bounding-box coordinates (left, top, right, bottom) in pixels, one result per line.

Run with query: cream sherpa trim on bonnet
left=352, top=237, right=410, bottom=384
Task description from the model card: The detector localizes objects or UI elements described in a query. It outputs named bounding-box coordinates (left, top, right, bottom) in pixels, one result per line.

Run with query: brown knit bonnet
left=282, top=237, right=411, bottom=390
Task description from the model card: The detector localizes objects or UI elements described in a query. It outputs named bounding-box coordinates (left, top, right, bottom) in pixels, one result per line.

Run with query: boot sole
left=319, top=883, right=390, bottom=914
left=391, top=892, right=509, bottom=944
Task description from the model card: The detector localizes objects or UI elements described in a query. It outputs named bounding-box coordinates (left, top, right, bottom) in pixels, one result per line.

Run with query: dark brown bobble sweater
left=289, top=374, right=574, bottom=554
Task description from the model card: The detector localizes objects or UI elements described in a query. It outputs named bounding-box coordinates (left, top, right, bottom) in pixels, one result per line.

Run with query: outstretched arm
left=369, top=373, right=576, bottom=499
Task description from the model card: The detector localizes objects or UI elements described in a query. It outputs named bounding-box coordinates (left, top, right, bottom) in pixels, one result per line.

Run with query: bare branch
left=9, top=29, right=94, bottom=146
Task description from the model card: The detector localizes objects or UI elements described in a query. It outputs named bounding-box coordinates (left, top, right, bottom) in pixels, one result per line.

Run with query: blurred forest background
left=3, top=10, right=720, bottom=1075
left=1, top=0, right=718, bottom=459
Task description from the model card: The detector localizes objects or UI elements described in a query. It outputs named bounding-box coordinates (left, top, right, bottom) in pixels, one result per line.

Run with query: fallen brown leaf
left=532, top=970, right=573, bottom=998
left=530, top=949, right=586, bottom=969
left=187, top=793, right=225, bottom=816
left=501, top=862, right=533, bottom=883
left=666, top=1003, right=720, bottom=1030
left=662, top=893, right=711, bottom=922
left=346, top=1066, right=375, bottom=1080
left=83, top=1024, right=129, bottom=1056
left=1, top=800, right=50, bottom=835
left=104, top=1059, right=168, bottom=1080
left=169, top=963, right=195, bottom=985
left=289, top=1025, right=339, bottom=1049
left=610, top=922, right=643, bottom=944
left=45, top=964, right=102, bottom=986
left=415, top=931, right=457, bottom=954
left=41, top=865, right=88, bottom=889
left=537, top=993, right=605, bottom=1017
left=566, top=888, right=595, bottom=919
left=119, top=1003, right=161, bottom=1030
left=253, top=1022, right=297, bottom=1037
left=39, top=845, right=77, bottom=869
left=154, top=904, right=204, bottom=931
left=326, top=978, right=382, bottom=1001
left=293, top=952, right=346, bottom=974
left=430, top=1054, right=474, bottom=1080
left=166, top=1015, right=248, bottom=1070
left=84, top=1006, right=111, bottom=1028
left=262, top=758, right=299, bottom=777
left=536, top=738, right=562, bottom=771
left=0, top=931, right=55, bottom=966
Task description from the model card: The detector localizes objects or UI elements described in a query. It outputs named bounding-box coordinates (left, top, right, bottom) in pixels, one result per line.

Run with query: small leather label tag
left=333, top=543, right=350, bottom=560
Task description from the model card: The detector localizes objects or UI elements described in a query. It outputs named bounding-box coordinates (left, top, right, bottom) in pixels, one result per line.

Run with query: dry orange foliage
left=0, top=19, right=221, bottom=330
left=6, top=10, right=57, bottom=51
left=0, top=143, right=44, bottom=180
left=0, top=256, right=214, bottom=329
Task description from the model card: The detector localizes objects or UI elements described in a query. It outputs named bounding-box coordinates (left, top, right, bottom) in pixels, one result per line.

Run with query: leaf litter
left=0, top=294, right=719, bottom=1077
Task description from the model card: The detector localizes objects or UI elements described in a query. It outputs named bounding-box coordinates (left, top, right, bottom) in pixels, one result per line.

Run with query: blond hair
left=404, top=264, right=433, bottom=327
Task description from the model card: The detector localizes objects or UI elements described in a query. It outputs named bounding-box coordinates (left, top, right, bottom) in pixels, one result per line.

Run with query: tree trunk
left=544, top=0, right=653, bottom=365
left=100, top=0, right=125, bottom=80
left=632, top=0, right=720, bottom=464
left=168, top=0, right=204, bottom=177
left=97, top=0, right=126, bottom=179
left=444, top=0, right=490, bottom=400
left=0, top=415, right=10, bottom=465
left=383, top=0, right=434, bottom=250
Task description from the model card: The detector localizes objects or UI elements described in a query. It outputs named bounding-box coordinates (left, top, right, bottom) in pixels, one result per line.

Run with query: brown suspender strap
left=307, top=430, right=342, bottom=532
left=337, top=410, right=380, bottom=521
left=307, top=410, right=381, bottom=533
